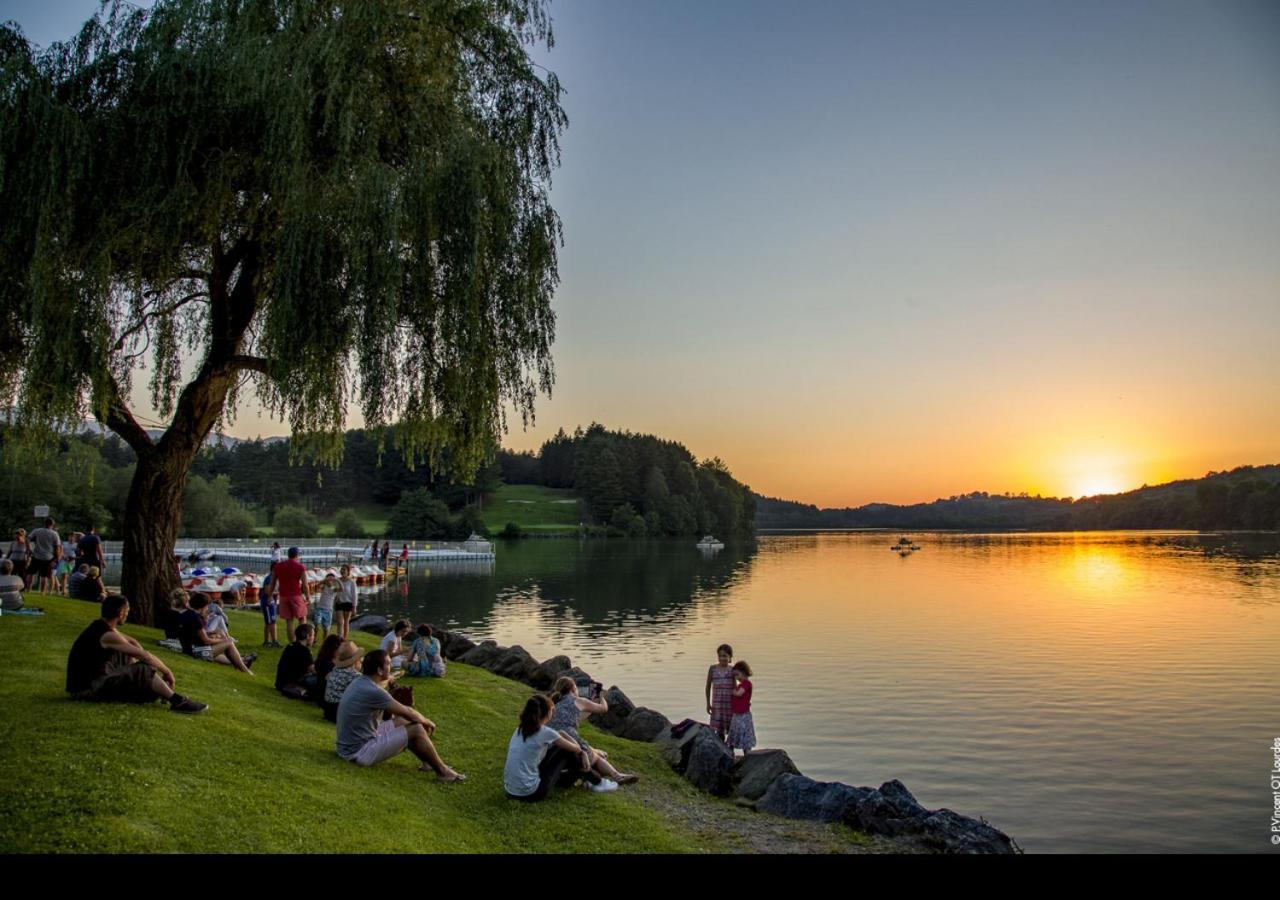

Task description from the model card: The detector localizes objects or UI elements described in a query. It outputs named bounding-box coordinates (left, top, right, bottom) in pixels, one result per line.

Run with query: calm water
left=156, top=531, right=1280, bottom=852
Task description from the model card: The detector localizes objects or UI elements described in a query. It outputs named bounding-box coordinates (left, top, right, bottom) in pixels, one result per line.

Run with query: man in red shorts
left=270, top=546, right=311, bottom=643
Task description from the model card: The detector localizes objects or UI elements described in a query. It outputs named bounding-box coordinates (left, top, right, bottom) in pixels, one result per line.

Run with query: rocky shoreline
left=350, top=614, right=1020, bottom=854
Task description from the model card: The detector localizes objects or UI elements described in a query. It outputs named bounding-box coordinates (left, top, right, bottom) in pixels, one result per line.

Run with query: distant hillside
left=756, top=464, right=1280, bottom=531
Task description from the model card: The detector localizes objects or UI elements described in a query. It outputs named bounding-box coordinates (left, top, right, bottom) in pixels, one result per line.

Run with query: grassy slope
left=0, top=595, right=718, bottom=854
left=482, top=483, right=582, bottom=533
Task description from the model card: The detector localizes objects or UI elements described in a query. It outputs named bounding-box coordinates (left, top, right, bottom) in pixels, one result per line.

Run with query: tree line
left=497, top=423, right=756, bottom=538
left=755, top=465, right=1280, bottom=531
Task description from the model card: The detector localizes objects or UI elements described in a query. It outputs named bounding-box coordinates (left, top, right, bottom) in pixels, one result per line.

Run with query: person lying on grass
left=178, top=594, right=256, bottom=674
left=276, top=623, right=318, bottom=700
left=335, top=649, right=465, bottom=782
left=66, top=594, right=207, bottom=713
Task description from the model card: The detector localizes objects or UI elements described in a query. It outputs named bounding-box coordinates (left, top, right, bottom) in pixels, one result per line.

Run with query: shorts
left=74, top=662, right=160, bottom=704
left=56, top=559, right=73, bottom=577
left=30, top=558, right=54, bottom=579
left=279, top=594, right=308, bottom=620
left=260, top=599, right=279, bottom=624
left=334, top=601, right=354, bottom=613
left=312, top=607, right=332, bottom=628
left=346, top=720, right=410, bottom=767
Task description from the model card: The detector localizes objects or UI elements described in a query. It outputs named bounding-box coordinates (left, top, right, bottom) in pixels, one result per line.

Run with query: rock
left=732, top=749, right=801, bottom=801
left=457, top=640, right=502, bottom=668
left=916, top=808, right=1017, bottom=855
left=350, top=614, right=390, bottom=636
left=530, top=655, right=573, bottom=690
left=841, top=780, right=928, bottom=836
left=756, top=773, right=872, bottom=823
left=438, top=631, right=475, bottom=661
left=486, top=645, right=540, bottom=684
left=616, top=707, right=671, bottom=742
left=587, top=685, right=635, bottom=734
left=651, top=719, right=708, bottom=767
left=681, top=727, right=734, bottom=796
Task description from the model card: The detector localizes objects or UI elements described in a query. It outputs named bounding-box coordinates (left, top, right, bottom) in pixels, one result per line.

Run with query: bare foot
left=615, top=773, right=640, bottom=785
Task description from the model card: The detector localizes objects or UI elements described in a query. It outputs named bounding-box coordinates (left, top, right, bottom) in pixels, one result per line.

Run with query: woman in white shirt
left=504, top=694, right=611, bottom=801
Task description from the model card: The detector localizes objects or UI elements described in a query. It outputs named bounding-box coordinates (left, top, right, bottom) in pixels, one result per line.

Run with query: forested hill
left=497, top=423, right=756, bottom=538
left=756, top=465, right=1280, bottom=531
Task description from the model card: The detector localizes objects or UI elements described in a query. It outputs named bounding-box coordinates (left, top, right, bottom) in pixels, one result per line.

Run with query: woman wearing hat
left=323, top=641, right=364, bottom=722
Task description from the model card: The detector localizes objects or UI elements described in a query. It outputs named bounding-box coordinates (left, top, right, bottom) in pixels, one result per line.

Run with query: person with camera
left=505, top=694, right=609, bottom=801
left=548, top=676, right=638, bottom=786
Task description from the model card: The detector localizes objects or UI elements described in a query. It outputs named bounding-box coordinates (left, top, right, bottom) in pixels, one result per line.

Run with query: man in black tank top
left=66, top=595, right=207, bottom=713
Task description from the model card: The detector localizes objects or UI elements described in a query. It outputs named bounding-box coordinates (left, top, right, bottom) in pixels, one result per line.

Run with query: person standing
left=270, top=546, right=311, bottom=643
left=5, top=528, right=30, bottom=590
left=27, top=517, right=62, bottom=594
left=57, top=531, right=80, bottom=595
left=705, top=643, right=736, bottom=743
left=75, top=525, right=104, bottom=574
left=379, top=541, right=390, bottom=569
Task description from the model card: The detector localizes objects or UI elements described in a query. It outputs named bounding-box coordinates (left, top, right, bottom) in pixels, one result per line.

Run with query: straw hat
left=334, top=642, right=364, bottom=669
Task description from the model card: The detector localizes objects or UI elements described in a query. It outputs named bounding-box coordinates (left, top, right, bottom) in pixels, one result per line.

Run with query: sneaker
left=588, top=778, right=618, bottom=793
left=168, top=694, right=208, bottom=714
left=242, top=653, right=258, bottom=670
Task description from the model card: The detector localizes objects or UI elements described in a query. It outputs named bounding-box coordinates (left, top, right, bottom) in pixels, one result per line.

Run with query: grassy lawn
left=0, top=595, right=723, bottom=854
left=482, top=484, right=582, bottom=534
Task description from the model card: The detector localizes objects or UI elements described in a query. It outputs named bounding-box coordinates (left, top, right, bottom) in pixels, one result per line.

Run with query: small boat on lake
left=697, top=535, right=725, bottom=550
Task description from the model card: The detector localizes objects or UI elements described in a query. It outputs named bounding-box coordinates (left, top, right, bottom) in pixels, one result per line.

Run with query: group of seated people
left=503, top=677, right=639, bottom=801
left=64, top=592, right=642, bottom=802
left=376, top=620, right=447, bottom=678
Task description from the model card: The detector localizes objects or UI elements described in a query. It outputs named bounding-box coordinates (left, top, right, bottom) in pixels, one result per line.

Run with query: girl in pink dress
left=705, top=643, right=735, bottom=741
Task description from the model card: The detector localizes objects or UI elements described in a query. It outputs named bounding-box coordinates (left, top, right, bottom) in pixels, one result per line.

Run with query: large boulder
left=437, top=630, right=475, bottom=660
left=732, top=749, right=801, bottom=801
left=680, top=727, right=734, bottom=796
left=530, top=655, right=573, bottom=690
left=350, top=614, right=390, bottom=636
left=588, top=686, right=636, bottom=734
left=916, top=809, right=1018, bottom=854
left=756, top=774, right=873, bottom=823
left=457, top=640, right=502, bottom=668
left=652, top=719, right=708, bottom=767
left=616, top=707, right=671, bottom=742
left=842, top=779, right=929, bottom=836
left=486, top=645, right=540, bottom=684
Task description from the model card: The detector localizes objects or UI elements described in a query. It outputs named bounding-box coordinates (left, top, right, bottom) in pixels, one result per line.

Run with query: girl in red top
left=727, top=660, right=756, bottom=755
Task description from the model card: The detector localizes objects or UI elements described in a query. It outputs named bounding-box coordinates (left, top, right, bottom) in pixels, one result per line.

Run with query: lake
left=152, top=530, right=1280, bottom=852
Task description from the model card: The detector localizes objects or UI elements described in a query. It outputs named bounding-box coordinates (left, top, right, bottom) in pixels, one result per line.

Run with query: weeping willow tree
left=0, top=0, right=564, bottom=623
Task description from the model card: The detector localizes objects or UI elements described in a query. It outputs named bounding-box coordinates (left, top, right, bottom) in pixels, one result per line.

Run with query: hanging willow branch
left=0, top=0, right=565, bottom=480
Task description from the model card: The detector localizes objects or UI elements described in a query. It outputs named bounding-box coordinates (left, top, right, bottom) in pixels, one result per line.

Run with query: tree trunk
left=119, top=439, right=200, bottom=626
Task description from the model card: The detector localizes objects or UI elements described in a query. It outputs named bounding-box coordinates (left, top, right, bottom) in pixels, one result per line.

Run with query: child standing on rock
left=705, top=643, right=735, bottom=742
left=727, top=661, right=756, bottom=755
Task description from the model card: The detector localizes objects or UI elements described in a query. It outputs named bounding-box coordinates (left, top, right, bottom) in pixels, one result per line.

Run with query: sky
left=5, top=0, right=1279, bottom=507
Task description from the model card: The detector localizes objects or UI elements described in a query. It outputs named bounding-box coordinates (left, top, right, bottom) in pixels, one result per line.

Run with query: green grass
left=0, top=595, right=720, bottom=853
left=481, top=484, right=582, bottom=534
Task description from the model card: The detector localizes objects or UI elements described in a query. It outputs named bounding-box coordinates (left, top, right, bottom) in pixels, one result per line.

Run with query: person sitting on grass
left=203, top=596, right=233, bottom=642
left=66, top=594, right=207, bottom=713
left=1, top=558, right=26, bottom=611
left=73, top=565, right=107, bottom=603
left=335, top=649, right=466, bottom=781
left=504, top=694, right=610, bottom=801
left=323, top=641, right=363, bottom=722
left=379, top=619, right=410, bottom=668
left=406, top=624, right=446, bottom=678
left=275, top=622, right=318, bottom=699
left=67, top=563, right=89, bottom=599
left=549, top=676, right=638, bottom=786
left=178, top=594, right=257, bottom=674
left=314, top=633, right=342, bottom=703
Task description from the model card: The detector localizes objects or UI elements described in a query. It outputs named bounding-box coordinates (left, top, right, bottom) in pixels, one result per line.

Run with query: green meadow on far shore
left=0, top=594, right=867, bottom=854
